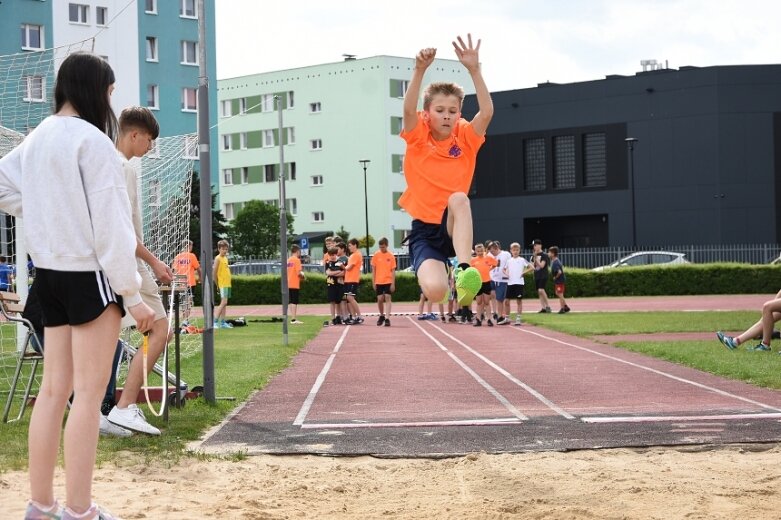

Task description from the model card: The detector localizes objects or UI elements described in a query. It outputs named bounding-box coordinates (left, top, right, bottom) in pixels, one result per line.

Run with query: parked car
left=591, top=251, right=689, bottom=271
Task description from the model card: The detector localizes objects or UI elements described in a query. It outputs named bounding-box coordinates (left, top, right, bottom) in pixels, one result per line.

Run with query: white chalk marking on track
left=513, top=327, right=781, bottom=413
left=300, top=417, right=523, bottom=429
left=427, top=322, right=575, bottom=420
left=409, top=317, right=528, bottom=421
left=293, top=326, right=351, bottom=426
left=583, top=412, right=781, bottom=423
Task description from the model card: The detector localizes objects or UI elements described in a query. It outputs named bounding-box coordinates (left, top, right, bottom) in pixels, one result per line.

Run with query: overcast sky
left=214, top=0, right=781, bottom=92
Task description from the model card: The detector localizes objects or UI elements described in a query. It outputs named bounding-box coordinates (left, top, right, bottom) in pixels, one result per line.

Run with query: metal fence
left=230, top=244, right=781, bottom=274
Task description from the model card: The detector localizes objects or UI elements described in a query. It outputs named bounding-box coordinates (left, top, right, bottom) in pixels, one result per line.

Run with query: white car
left=592, top=251, right=689, bottom=271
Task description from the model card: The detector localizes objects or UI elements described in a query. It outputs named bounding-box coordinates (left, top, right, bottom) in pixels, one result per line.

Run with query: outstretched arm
left=453, top=34, right=493, bottom=136
left=403, top=47, right=436, bottom=133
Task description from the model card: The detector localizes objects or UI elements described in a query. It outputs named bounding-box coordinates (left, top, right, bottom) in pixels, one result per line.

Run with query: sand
left=3, top=445, right=781, bottom=519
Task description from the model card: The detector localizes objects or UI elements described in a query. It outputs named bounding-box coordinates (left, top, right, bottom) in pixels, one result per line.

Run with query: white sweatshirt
left=0, top=115, right=142, bottom=307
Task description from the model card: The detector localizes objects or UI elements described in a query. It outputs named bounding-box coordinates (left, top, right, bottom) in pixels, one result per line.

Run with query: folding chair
left=1, top=290, right=43, bottom=423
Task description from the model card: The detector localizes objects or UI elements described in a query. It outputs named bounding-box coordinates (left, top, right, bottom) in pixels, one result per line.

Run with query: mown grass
left=0, top=317, right=323, bottom=472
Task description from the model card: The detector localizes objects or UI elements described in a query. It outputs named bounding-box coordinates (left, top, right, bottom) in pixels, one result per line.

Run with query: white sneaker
left=99, top=414, right=132, bottom=437
left=107, top=404, right=161, bottom=435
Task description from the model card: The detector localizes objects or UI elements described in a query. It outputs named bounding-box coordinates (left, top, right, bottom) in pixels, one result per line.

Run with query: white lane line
left=512, top=327, right=781, bottom=413
left=300, top=417, right=523, bottom=429
left=583, top=412, right=781, bottom=423
left=409, top=317, right=528, bottom=421
left=428, top=322, right=575, bottom=420
left=293, top=326, right=351, bottom=426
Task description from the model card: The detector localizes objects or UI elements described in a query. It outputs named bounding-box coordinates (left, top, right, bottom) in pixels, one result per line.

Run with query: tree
left=188, top=169, right=229, bottom=256
left=229, top=200, right=295, bottom=259
left=335, top=225, right=350, bottom=243
left=357, top=234, right=375, bottom=250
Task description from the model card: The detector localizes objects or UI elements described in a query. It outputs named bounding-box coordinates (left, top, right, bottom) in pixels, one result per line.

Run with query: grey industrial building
left=463, top=64, right=781, bottom=248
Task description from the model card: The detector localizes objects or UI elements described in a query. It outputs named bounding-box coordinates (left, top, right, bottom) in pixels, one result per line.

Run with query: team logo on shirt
left=448, top=144, right=462, bottom=157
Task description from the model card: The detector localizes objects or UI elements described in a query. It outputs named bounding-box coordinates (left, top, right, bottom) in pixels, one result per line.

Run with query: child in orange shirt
left=470, top=243, right=498, bottom=326
left=400, top=33, right=494, bottom=318
left=371, top=237, right=396, bottom=326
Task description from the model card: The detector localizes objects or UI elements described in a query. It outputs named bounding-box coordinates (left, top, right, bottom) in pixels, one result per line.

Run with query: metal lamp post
left=359, top=159, right=371, bottom=259
left=625, top=137, right=639, bottom=249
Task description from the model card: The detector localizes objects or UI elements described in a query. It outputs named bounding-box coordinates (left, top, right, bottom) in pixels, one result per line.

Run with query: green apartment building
left=217, top=55, right=474, bottom=256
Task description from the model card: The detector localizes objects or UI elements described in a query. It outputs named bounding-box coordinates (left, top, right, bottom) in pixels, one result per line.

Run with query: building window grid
left=239, top=132, right=247, bottom=150
left=583, top=133, right=607, bottom=187
left=220, top=100, right=231, bottom=117
left=221, top=134, right=231, bottom=151
left=262, top=130, right=274, bottom=148
left=309, top=102, right=321, bottom=113
left=181, top=41, right=198, bottom=65
left=222, top=169, right=232, bottom=186
left=310, top=139, right=322, bottom=150
left=21, top=24, right=43, bottom=50
left=523, top=138, right=546, bottom=192
left=180, top=0, right=197, bottom=18
left=145, top=37, right=158, bottom=61
left=181, top=88, right=197, bottom=111
left=553, top=135, right=576, bottom=190
left=23, top=76, right=45, bottom=102
left=311, top=175, right=323, bottom=186
left=146, top=84, right=159, bottom=109
left=224, top=203, right=234, bottom=220
left=145, top=0, right=157, bottom=14
left=69, top=4, right=89, bottom=24
left=264, top=164, right=275, bottom=182
left=241, top=167, right=249, bottom=184
left=312, top=211, right=324, bottom=222
left=239, top=97, right=247, bottom=114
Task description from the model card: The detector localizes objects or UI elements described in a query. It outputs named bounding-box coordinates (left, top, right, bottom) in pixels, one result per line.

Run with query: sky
left=214, top=0, right=781, bottom=92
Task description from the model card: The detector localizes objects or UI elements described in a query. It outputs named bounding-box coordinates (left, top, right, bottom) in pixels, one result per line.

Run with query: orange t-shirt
left=370, top=250, right=397, bottom=285
left=286, top=255, right=302, bottom=290
left=345, top=250, right=363, bottom=284
left=398, top=112, right=485, bottom=224
left=172, top=252, right=200, bottom=287
left=470, top=255, right=497, bottom=283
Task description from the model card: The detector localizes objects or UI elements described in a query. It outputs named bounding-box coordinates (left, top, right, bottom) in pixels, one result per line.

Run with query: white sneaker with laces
left=99, top=414, right=132, bottom=437
left=107, top=404, right=161, bottom=435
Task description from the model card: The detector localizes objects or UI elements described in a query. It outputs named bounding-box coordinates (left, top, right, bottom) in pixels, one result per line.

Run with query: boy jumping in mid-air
left=399, top=34, right=494, bottom=315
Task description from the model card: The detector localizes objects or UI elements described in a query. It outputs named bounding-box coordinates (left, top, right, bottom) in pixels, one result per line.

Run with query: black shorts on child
left=35, top=267, right=125, bottom=326
left=407, top=208, right=455, bottom=273
left=288, top=288, right=300, bottom=305
left=327, top=284, right=343, bottom=304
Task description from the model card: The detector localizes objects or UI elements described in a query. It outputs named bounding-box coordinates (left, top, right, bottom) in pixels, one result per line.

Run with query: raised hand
left=452, top=33, right=481, bottom=72
left=415, top=47, right=437, bottom=70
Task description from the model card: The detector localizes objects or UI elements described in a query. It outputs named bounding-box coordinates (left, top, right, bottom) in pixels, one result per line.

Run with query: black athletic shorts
left=344, top=282, right=359, bottom=297
left=534, top=276, right=548, bottom=290
left=375, top=283, right=392, bottom=295
left=477, top=281, right=492, bottom=296
left=35, top=267, right=125, bottom=327
left=288, top=288, right=300, bottom=305
left=327, top=284, right=343, bottom=304
left=506, top=284, right=525, bottom=299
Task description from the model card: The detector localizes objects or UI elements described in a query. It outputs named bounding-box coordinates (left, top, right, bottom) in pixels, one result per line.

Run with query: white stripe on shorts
left=95, top=271, right=116, bottom=306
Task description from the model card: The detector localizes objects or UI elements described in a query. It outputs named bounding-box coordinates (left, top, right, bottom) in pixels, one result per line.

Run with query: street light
left=359, top=159, right=371, bottom=259
left=625, top=137, right=639, bottom=249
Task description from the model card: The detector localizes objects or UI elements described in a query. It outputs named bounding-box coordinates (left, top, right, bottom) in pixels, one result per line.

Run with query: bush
left=192, top=263, right=781, bottom=305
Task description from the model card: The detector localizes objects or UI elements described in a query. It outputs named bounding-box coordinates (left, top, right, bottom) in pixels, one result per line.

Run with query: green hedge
left=191, top=263, right=781, bottom=305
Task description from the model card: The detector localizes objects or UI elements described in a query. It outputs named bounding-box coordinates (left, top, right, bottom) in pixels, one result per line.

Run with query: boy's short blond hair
left=217, top=239, right=230, bottom=249
left=510, top=242, right=521, bottom=250
left=423, top=82, right=465, bottom=110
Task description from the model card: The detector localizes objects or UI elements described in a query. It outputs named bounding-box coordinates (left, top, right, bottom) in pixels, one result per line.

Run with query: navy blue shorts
left=492, top=281, right=508, bottom=301
left=408, top=209, right=454, bottom=273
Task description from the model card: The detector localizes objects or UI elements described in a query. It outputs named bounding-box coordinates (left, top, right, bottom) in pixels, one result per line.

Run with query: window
left=222, top=169, right=233, bottom=186
left=241, top=167, right=249, bottom=184
left=239, top=132, right=247, bottom=150
left=222, top=134, right=231, bottom=151
left=583, top=133, right=607, bottom=187
left=286, top=127, right=295, bottom=145
left=392, top=154, right=404, bottom=173
left=96, top=6, right=108, bottom=26
left=310, top=139, right=322, bottom=151
left=390, top=79, right=409, bottom=98
left=220, top=100, right=231, bottom=117
left=312, top=211, right=324, bottom=222
left=181, top=41, right=198, bottom=65
left=261, top=94, right=274, bottom=112
left=287, top=91, right=295, bottom=109
left=523, top=138, right=546, bottom=191
left=264, top=164, right=276, bottom=182
left=223, top=203, right=234, bottom=220
left=148, top=179, right=161, bottom=207
left=309, top=102, right=321, bottom=113
left=286, top=198, right=297, bottom=216
left=262, top=129, right=275, bottom=148
left=287, top=162, right=296, bottom=180
left=183, top=135, right=199, bottom=159
left=393, top=229, right=410, bottom=249
left=239, top=97, right=247, bottom=114
left=180, top=0, right=197, bottom=18
left=553, top=135, right=576, bottom=190
left=311, top=175, right=323, bottom=186
left=392, top=192, right=404, bottom=211
left=145, top=37, right=158, bottom=61
left=146, top=84, right=159, bottom=109
left=390, top=116, right=403, bottom=135
left=20, top=24, right=43, bottom=50
left=181, top=87, right=197, bottom=111
left=69, top=4, right=89, bottom=24
left=23, top=76, right=45, bottom=103
left=145, top=0, right=157, bottom=14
